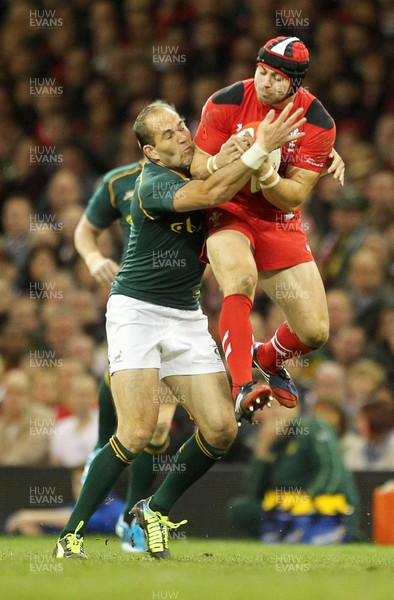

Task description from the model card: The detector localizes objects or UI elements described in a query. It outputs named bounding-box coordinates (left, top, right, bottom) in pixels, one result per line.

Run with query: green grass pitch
left=0, top=536, right=393, bottom=600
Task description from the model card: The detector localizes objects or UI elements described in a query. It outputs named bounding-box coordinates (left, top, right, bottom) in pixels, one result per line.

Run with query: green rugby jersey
left=85, top=161, right=143, bottom=262
left=112, top=161, right=206, bottom=310
left=246, top=416, right=359, bottom=506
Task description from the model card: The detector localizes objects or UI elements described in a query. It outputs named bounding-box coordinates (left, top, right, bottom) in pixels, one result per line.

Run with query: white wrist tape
left=260, top=172, right=280, bottom=189
left=240, top=142, right=269, bottom=170
left=258, top=165, right=274, bottom=182
left=207, top=155, right=219, bottom=175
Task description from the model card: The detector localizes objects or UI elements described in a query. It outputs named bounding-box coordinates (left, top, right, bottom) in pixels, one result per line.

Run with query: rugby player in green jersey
left=54, top=99, right=306, bottom=559
left=74, top=161, right=179, bottom=552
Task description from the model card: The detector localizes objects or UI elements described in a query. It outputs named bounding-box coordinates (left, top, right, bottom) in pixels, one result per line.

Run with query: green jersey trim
left=108, top=161, right=144, bottom=209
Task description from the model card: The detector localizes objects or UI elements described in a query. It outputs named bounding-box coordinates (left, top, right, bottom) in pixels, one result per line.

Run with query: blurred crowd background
left=0, top=0, right=393, bottom=472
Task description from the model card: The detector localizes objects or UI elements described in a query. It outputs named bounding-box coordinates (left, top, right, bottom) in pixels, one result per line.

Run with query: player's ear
left=143, top=144, right=159, bottom=161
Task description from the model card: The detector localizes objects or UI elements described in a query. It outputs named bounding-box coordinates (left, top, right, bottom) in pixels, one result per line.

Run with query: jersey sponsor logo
left=170, top=217, right=203, bottom=234
left=208, top=210, right=222, bottom=227
left=287, top=128, right=299, bottom=153
left=236, top=123, right=243, bottom=132
left=113, top=350, right=123, bottom=363
left=305, top=156, right=324, bottom=167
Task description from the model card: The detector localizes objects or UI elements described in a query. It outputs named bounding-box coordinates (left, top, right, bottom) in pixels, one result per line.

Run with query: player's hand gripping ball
left=237, top=122, right=281, bottom=193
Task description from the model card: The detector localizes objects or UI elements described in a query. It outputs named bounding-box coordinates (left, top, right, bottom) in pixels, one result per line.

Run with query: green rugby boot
left=130, top=497, right=187, bottom=559
left=53, top=521, right=86, bottom=559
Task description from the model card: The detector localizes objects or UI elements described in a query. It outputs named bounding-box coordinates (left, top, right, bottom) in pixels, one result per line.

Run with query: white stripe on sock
left=273, top=332, right=291, bottom=355
left=272, top=335, right=288, bottom=357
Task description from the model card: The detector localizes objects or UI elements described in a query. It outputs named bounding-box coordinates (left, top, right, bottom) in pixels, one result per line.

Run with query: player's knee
left=299, top=320, right=329, bottom=349
left=224, top=273, right=256, bottom=299
left=204, top=418, right=238, bottom=449
left=116, top=425, right=154, bottom=454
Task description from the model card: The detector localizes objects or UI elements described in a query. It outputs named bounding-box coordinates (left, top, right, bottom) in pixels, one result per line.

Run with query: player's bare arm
left=191, top=133, right=254, bottom=179
left=74, top=214, right=120, bottom=285
left=254, top=163, right=321, bottom=212
left=177, top=104, right=306, bottom=211
left=193, top=143, right=344, bottom=189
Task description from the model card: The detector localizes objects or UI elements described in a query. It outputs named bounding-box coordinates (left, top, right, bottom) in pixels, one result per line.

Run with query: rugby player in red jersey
left=192, top=36, right=342, bottom=413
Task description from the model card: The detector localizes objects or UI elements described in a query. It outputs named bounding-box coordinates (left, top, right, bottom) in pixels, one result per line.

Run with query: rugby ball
left=237, top=122, right=281, bottom=193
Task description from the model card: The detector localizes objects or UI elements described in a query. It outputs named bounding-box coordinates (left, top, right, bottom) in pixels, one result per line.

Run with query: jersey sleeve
left=85, top=179, right=120, bottom=229
left=194, top=89, right=240, bottom=155
left=138, top=169, right=189, bottom=217
left=292, top=99, right=336, bottom=173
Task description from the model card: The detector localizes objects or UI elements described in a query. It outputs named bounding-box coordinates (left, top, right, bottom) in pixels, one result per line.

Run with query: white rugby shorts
left=106, top=295, right=225, bottom=378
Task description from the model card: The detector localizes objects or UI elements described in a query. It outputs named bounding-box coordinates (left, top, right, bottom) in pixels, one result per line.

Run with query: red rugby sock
left=256, top=322, right=315, bottom=373
left=219, top=294, right=254, bottom=397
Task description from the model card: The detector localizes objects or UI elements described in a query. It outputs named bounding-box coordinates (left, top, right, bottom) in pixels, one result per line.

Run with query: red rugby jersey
left=194, top=79, right=336, bottom=220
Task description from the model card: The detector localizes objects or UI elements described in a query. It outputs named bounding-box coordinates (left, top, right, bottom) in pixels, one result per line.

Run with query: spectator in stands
left=43, top=308, right=81, bottom=358
left=0, top=370, right=53, bottom=465
left=17, top=242, right=60, bottom=294
left=49, top=374, right=98, bottom=468
left=3, top=137, right=49, bottom=203
left=365, top=170, right=394, bottom=230
left=30, top=368, right=61, bottom=412
left=6, top=296, right=43, bottom=347
left=303, top=361, right=347, bottom=412
left=0, top=195, right=33, bottom=268
left=228, top=404, right=360, bottom=544
left=316, top=185, right=372, bottom=287
left=326, top=289, right=355, bottom=337
left=329, top=324, right=367, bottom=367
left=346, top=359, right=387, bottom=420
left=344, top=400, right=394, bottom=471
left=347, top=247, right=393, bottom=337
left=367, top=304, right=394, bottom=387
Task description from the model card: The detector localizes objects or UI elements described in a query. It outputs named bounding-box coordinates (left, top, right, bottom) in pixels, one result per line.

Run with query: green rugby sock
left=123, top=436, right=170, bottom=525
left=150, top=431, right=228, bottom=516
left=96, top=372, right=118, bottom=448
left=60, top=436, right=137, bottom=537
